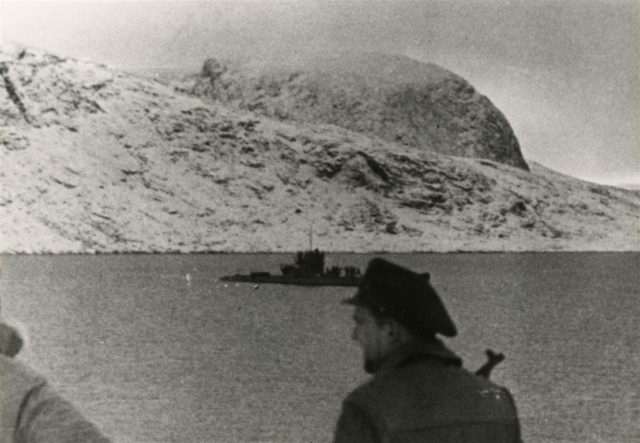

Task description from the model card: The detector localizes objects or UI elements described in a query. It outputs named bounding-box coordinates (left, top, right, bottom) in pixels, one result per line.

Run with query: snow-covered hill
left=179, top=51, right=529, bottom=170
left=1, top=45, right=638, bottom=252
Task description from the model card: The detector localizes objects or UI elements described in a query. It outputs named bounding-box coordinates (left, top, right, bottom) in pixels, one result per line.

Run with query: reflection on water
left=0, top=253, right=638, bottom=442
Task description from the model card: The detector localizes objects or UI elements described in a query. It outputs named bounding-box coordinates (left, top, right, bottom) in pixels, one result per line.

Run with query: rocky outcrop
left=1, top=45, right=638, bottom=253
left=187, top=52, right=529, bottom=170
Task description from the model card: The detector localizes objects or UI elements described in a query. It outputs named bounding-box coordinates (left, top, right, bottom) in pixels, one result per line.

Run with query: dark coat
left=333, top=340, right=522, bottom=443
left=0, top=355, right=111, bottom=443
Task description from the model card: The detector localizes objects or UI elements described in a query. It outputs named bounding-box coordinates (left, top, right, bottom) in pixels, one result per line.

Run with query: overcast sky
left=2, top=0, right=638, bottom=185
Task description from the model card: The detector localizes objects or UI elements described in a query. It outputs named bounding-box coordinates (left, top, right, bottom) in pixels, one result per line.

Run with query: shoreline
left=1, top=250, right=638, bottom=256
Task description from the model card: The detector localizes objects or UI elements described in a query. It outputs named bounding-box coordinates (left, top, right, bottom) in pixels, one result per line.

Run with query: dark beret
left=344, top=258, right=457, bottom=338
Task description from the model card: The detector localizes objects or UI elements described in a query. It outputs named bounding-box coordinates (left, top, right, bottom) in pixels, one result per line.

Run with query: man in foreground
left=334, top=258, right=522, bottom=443
left=0, top=300, right=111, bottom=443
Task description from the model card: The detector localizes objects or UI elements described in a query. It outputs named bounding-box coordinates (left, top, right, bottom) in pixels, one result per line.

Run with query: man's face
left=351, top=305, right=393, bottom=374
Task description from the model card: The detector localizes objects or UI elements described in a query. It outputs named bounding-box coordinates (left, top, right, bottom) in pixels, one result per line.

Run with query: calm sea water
left=0, top=253, right=638, bottom=443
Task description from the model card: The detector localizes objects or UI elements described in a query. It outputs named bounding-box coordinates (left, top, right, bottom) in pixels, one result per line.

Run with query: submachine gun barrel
left=475, top=349, right=505, bottom=379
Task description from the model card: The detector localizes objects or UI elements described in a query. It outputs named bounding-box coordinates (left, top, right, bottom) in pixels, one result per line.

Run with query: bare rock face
left=1, top=44, right=638, bottom=253
left=190, top=52, right=529, bottom=170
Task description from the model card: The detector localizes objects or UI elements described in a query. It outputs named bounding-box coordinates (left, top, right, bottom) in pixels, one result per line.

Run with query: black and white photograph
left=1, top=0, right=638, bottom=442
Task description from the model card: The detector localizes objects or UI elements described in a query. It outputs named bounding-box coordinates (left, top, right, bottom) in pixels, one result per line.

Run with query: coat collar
left=376, top=338, right=462, bottom=376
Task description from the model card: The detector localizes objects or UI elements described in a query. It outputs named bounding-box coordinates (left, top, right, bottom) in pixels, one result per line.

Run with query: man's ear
left=380, top=318, right=400, bottom=338
left=383, top=318, right=413, bottom=344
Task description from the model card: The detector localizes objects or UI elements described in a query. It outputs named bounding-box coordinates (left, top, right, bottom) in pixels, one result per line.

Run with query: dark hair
left=365, top=304, right=393, bottom=327
left=361, top=303, right=432, bottom=341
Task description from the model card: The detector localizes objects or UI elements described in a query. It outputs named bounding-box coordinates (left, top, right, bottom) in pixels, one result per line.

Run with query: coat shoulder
left=0, top=355, right=46, bottom=391
left=344, top=360, right=518, bottom=425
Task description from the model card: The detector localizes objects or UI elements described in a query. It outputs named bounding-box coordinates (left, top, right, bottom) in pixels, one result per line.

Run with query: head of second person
left=344, top=258, right=457, bottom=373
left=0, top=298, right=24, bottom=358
